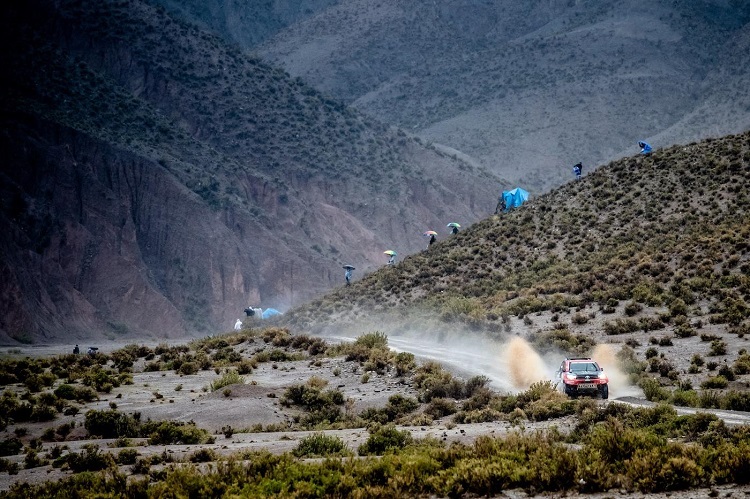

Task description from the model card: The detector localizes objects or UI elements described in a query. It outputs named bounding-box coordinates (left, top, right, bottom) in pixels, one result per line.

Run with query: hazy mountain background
left=153, top=0, right=750, bottom=192
left=0, top=0, right=498, bottom=342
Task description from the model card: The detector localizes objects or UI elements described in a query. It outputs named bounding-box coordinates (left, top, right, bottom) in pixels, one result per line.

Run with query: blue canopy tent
left=502, top=187, right=529, bottom=211
left=261, top=308, right=282, bottom=319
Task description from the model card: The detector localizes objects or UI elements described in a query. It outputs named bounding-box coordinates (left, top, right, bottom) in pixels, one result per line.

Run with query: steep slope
left=284, top=131, right=750, bottom=339
left=0, top=0, right=500, bottom=343
left=238, top=0, right=750, bottom=192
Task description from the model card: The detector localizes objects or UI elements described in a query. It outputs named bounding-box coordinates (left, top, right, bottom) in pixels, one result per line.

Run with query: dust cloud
left=500, top=336, right=549, bottom=390
left=591, top=344, right=642, bottom=398
left=312, top=311, right=639, bottom=397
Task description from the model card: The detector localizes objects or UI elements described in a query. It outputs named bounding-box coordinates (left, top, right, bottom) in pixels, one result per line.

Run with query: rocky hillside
left=284, top=131, right=750, bottom=342
left=158, top=0, right=750, bottom=192
left=0, top=0, right=501, bottom=343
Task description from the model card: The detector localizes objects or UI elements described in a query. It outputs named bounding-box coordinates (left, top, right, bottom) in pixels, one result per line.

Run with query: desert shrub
left=116, top=448, right=139, bottom=465
left=361, top=394, right=419, bottom=424
left=709, top=340, right=728, bottom=356
left=140, top=420, right=211, bottom=445
left=394, top=352, right=416, bottom=376
left=424, top=398, right=458, bottom=418
left=645, top=347, right=658, bottom=359
left=671, top=390, right=699, bottom=407
left=236, top=359, right=254, bottom=375
left=81, top=367, right=121, bottom=392
left=733, top=354, right=750, bottom=375
left=358, top=424, right=413, bottom=455
left=0, top=438, right=23, bottom=456
left=188, top=448, right=218, bottom=463
left=531, top=329, right=596, bottom=356
left=414, top=362, right=465, bottom=402
left=674, top=322, right=696, bottom=338
left=355, top=331, right=389, bottom=349
left=0, top=457, right=19, bottom=474
left=701, top=376, right=729, bottom=389
left=640, top=316, right=665, bottom=332
left=571, top=313, right=589, bottom=325
left=718, top=364, right=735, bottom=381
left=30, top=404, right=57, bottom=422
left=293, top=433, right=350, bottom=458
left=720, top=391, right=750, bottom=411
left=464, top=375, right=491, bottom=398
left=66, top=444, right=115, bottom=472
left=178, top=362, right=199, bottom=375
left=640, top=378, right=669, bottom=402
left=53, top=384, right=76, bottom=400
left=85, top=410, right=139, bottom=439
left=658, top=336, right=673, bottom=346
left=624, top=301, right=643, bottom=316
left=210, top=370, right=244, bottom=391
left=604, top=318, right=640, bottom=335
left=453, top=407, right=503, bottom=423
left=24, top=449, right=48, bottom=469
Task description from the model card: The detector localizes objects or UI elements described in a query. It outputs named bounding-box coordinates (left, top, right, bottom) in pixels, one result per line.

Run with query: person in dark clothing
left=73, top=344, right=80, bottom=355
left=428, top=234, right=436, bottom=248
left=495, top=197, right=507, bottom=214
left=573, top=162, right=582, bottom=180
left=244, top=307, right=255, bottom=317
left=451, top=226, right=459, bottom=235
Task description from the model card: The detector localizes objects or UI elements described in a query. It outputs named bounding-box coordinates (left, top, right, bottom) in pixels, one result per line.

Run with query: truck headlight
left=566, top=373, right=576, bottom=380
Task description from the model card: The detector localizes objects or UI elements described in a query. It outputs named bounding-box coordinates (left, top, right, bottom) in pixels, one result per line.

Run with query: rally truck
left=556, top=357, right=609, bottom=399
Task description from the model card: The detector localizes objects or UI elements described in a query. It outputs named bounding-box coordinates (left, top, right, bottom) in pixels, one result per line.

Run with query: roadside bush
left=414, top=361, right=465, bottom=402
left=293, top=433, right=350, bottom=458
left=394, top=352, right=416, bottom=376
left=640, top=378, right=669, bottom=402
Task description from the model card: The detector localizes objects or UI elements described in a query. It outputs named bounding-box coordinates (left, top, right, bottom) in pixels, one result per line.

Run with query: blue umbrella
left=262, top=308, right=282, bottom=319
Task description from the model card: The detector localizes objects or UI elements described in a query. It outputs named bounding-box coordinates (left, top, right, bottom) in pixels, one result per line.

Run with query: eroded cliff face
left=0, top=0, right=501, bottom=342
left=1, top=119, right=249, bottom=341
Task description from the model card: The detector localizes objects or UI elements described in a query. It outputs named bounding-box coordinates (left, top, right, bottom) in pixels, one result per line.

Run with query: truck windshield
left=570, top=362, right=599, bottom=372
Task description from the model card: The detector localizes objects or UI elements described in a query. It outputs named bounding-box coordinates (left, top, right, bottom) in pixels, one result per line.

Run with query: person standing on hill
left=428, top=233, right=436, bottom=249
left=573, top=162, right=582, bottom=180
left=345, top=267, right=353, bottom=285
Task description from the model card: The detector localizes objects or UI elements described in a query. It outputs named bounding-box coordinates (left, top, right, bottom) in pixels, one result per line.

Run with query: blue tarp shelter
left=262, top=308, right=282, bottom=319
left=502, top=187, right=529, bottom=211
